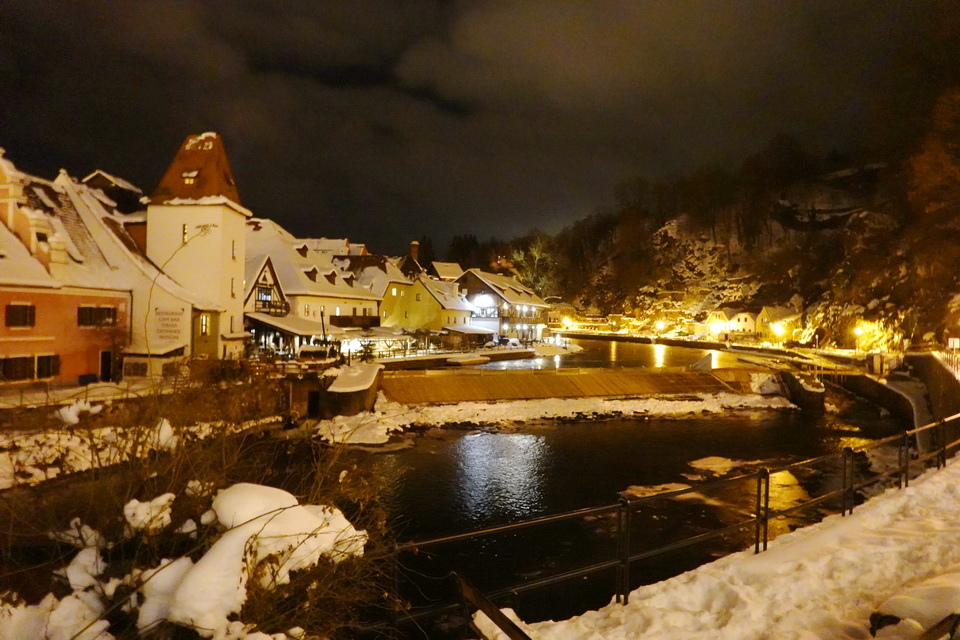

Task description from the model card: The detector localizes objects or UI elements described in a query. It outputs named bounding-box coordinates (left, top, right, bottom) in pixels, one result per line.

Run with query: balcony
left=254, top=300, right=290, bottom=316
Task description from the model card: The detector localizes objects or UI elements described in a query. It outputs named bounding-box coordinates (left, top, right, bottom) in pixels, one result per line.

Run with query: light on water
left=454, top=433, right=548, bottom=523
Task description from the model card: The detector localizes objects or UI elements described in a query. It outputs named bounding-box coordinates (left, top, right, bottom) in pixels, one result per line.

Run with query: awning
left=124, top=339, right=187, bottom=357
left=443, top=324, right=496, bottom=335
left=246, top=311, right=348, bottom=339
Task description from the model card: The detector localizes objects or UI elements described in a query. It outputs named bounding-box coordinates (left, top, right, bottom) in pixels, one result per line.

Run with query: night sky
left=1, top=1, right=957, bottom=254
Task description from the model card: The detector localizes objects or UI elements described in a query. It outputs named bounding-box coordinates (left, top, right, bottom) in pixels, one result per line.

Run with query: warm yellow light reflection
left=653, top=343, right=666, bottom=368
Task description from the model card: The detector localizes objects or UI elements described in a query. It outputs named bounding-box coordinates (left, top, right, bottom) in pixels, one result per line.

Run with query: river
left=348, top=339, right=905, bottom=635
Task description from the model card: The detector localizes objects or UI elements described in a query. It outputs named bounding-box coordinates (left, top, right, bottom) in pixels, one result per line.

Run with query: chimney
left=409, top=240, right=420, bottom=263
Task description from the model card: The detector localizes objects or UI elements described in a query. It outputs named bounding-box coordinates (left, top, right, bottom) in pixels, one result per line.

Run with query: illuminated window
left=6, top=304, right=35, bottom=327
left=182, top=170, right=198, bottom=185
left=200, top=314, right=210, bottom=336
left=335, top=306, right=341, bottom=315
left=304, top=304, right=310, bottom=315
left=181, top=224, right=188, bottom=244
left=391, top=287, right=397, bottom=296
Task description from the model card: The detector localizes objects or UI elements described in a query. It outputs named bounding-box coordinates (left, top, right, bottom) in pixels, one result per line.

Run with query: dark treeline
left=436, top=87, right=960, bottom=344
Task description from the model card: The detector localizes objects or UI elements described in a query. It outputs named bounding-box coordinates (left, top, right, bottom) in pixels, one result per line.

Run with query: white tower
left=146, top=132, right=249, bottom=359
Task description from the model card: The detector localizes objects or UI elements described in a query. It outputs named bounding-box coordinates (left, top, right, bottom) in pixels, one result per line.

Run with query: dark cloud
left=0, top=0, right=957, bottom=253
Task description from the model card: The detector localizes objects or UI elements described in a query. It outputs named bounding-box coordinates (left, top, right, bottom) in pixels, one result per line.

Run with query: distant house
left=705, top=306, right=757, bottom=337
left=428, top=261, right=464, bottom=282
left=244, top=218, right=380, bottom=354
left=395, top=240, right=426, bottom=279
left=757, top=306, right=801, bottom=342
left=455, top=269, right=548, bottom=341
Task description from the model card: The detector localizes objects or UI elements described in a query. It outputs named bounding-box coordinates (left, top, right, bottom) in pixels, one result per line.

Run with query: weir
left=379, top=367, right=767, bottom=405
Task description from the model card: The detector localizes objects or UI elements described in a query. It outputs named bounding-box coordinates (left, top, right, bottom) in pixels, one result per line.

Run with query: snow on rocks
left=0, top=483, right=367, bottom=640
left=168, top=483, right=366, bottom=637
left=0, top=416, right=278, bottom=491
left=55, top=399, right=103, bottom=426
left=124, top=492, right=176, bottom=534
left=313, top=391, right=796, bottom=445
left=476, top=456, right=960, bottom=640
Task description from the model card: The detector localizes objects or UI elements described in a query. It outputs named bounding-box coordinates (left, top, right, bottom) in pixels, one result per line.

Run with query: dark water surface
left=349, top=340, right=905, bottom=633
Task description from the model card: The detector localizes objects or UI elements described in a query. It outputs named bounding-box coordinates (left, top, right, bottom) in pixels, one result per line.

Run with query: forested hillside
left=509, top=88, right=960, bottom=349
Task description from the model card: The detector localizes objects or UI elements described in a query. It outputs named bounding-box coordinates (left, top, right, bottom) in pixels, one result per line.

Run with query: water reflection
left=454, top=433, right=548, bottom=524
left=653, top=343, right=666, bottom=368
left=609, top=341, right=618, bottom=363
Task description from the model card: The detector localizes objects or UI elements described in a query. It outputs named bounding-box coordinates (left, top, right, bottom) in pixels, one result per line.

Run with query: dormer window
left=305, top=267, right=318, bottom=282
left=296, top=245, right=308, bottom=258
left=36, top=232, right=48, bottom=243
left=325, top=272, right=337, bottom=285
left=181, top=170, right=198, bottom=185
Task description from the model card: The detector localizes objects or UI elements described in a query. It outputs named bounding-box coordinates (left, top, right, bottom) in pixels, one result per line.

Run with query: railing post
left=754, top=469, right=769, bottom=554
left=616, top=495, right=631, bottom=605
left=841, top=447, right=853, bottom=516
left=904, top=431, right=911, bottom=487
left=938, top=420, right=947, bottom=469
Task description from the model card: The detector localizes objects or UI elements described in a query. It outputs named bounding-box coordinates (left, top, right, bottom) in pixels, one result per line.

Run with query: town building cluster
left=0, top=133, right=548, bottom=387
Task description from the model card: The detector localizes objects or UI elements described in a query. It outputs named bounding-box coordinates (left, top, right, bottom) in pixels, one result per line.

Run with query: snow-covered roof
left=759, top=306, right=800, bottom=323
left=150, top=132, right=243, bottom=209
left=245, top=219, right=379, bottom=302
left=443, top=324, right=495, bottom=335
left=334, top=254, right=409, bottom=297
left=246, top=311, right=350, bottom=339
left=419, top=276, right=476, bottom=312
left=431, top=261, right=464, bottom=280
left=58, top=174, right=220, bottom=310
left=459, top=268, right=548, bottom=307
left=0, top=223, right=58, bottom=288
left=81, top=169, right=142, bottom=194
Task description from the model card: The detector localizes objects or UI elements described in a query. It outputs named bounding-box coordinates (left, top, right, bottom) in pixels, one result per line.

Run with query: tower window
left=182, top=224, right=188, bottom=244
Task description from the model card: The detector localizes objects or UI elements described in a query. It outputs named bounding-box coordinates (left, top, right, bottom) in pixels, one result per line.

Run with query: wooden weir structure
left=379, top=367, right=766, bottom=405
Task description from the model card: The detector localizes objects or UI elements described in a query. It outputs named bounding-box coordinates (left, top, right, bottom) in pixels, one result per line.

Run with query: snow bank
left=477, top=457, right=960, bottom=639
left=531, top=343, right=585, bottom=357
left=313, top=392, right=796, bottom=444
left=168, top=483, right=366, bottom=637
left=0, top=483, right=367, bottom=640
left=327, top=363, right=382, bottom=393
left=0, top=416, right=278, bottom=490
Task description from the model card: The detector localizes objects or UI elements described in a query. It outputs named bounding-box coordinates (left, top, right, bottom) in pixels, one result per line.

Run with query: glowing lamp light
left=655, top=320, right=666, bottom=331
left=853, top=326, right=864, bottom=336
left=473, top=294, right=494, bottom=308
left=562, top=317, right=573, bottom=327
left=502, top=323, right=510, bottom=331
left=710, top=321, right=725, bottom=335
left=771, top=322, right=786, bottom=337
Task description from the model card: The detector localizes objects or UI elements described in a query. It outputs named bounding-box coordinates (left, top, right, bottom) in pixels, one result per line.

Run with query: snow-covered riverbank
left=476, top=456, right=960, bottom=640
left=312, top=387, right=795, bottom=445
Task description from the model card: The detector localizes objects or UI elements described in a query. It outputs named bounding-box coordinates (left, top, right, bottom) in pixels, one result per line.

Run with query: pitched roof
left=149, top=132, right=241, bottom=206
left=245, top=218, right=379, bottom=302
left=460, top=269, right=548, bottom=307
left=431, top=261, right=464, bottom=281
left=419, top=276, right=476, bottom=312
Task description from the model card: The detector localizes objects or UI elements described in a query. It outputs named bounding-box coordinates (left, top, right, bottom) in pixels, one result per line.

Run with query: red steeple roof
left=150, top=132, right=241, bottom=205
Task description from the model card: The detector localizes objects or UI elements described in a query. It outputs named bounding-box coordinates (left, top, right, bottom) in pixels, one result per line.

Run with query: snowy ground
left=0, top=482, right=366, bottom=640
left=477, top=456, right=960, bottom=640
left=312, top=388, right=795, bottom=445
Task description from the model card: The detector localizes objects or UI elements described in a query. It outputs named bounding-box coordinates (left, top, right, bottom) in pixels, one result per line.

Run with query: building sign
left=154, top=307, right=185, bottom=343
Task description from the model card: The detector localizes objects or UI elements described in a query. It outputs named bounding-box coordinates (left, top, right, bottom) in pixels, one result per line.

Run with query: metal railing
left=384, top=412, right=960, bottom=634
